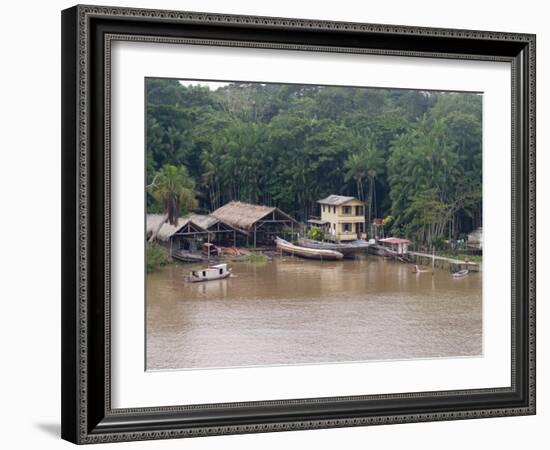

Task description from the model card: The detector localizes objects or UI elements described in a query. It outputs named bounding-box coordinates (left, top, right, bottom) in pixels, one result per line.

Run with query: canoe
left=297, top=238, right=369, bottom=258
left=275, top=237, right=343, bottom=260
left=452, top=269, right=469, bottom=278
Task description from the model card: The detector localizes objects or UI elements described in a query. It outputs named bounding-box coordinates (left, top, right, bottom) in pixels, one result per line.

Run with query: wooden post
left=233, top=230, right=236, bottom=247
left=253, top=223, right=257, bottom=249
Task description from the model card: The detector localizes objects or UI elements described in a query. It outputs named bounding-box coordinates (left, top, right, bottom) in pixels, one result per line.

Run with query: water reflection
left=146, top=256, right=482, bottom=370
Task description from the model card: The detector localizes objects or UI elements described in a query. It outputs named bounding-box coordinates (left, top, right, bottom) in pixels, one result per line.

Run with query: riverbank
left=149, top=242, right=482, bottom=274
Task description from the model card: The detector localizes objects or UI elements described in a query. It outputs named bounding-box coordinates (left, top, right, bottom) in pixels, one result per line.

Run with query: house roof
left=379, top=237, right=411, bottom=245
left=211, top=201, right=298, bottom=231
left=317, top=195, right=362, bottom=206
left=307, top=219, right=329, bottom=225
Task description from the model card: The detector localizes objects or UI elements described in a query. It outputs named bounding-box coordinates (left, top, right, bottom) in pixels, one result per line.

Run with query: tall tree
left=148, top=164, right=197, bottom=225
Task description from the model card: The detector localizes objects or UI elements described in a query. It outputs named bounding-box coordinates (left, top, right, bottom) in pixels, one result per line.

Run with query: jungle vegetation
left=146, top=78, right=482, bottom=245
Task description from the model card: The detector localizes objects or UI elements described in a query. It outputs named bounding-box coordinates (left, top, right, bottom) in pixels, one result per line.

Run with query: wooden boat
left=297, top=238, right=369, bottom=258
left=275, top=237, right=343, bottom=260
left=187, top=263, right=232, bottom=282
left=452, top=269, right=469, bottom=278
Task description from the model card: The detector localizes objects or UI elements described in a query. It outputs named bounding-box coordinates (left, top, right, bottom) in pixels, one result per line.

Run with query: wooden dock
left=408, top=251, right=481, bottom=272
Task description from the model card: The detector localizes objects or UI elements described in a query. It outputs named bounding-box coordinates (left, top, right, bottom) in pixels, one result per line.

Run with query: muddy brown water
left=146, top=256, right=482, bottom=371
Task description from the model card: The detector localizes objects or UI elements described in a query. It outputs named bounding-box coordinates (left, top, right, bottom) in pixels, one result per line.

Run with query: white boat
left=297, top=238, right=370, bottom=258
left=275, top=237, right=344, bottom=260
left=187, top=263, right=232, bottom=282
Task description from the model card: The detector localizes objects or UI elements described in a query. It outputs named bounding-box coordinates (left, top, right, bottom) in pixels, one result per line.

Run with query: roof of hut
left=188, top=214, right=249, bottom=235
left=146, top=214, right=188, bottom=242
left=187, top=214, right=220, bottom=230
left=317, top=195, right=362, bottom=205
left=210, top=201, right=298, bottom=231
left=379, top=237, right=411, bottom=245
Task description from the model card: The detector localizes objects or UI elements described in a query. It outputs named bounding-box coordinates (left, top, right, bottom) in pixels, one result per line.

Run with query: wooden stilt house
left=210, top=201, right=299, bottom=247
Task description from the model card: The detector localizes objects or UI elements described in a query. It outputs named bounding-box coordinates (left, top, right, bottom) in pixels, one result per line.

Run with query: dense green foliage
left=146, top=243, right=170, bottom=273
left=147, top=164, right=197, bottom=225
left=307, top=227, right=325, bottom=241
left=147, top=79, right=482, bottom=244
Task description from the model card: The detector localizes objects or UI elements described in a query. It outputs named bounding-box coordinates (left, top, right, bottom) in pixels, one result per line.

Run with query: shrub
left=307, top=226, right=324, bottom=241
left=146, top=243, right=170, bottom=273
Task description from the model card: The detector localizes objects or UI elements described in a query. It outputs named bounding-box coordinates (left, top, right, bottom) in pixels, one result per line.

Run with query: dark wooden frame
left=61, top=4, right=536, bottom=444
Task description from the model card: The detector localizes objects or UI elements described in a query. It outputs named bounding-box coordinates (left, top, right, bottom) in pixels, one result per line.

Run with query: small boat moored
left=297, top=237, right=370, bottom=258
left=187, top=263, right=232, bottom=282
left=275, top=237, right=343, bottom=260
left=452, top=269, right=469, bottom=278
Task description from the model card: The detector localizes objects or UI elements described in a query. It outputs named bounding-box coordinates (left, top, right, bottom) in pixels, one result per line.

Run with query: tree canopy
left=146, top=78, right=482, bottom=245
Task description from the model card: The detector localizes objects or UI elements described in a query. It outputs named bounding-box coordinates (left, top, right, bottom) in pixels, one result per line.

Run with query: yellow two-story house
left=317, top=195, right=366, bottom=242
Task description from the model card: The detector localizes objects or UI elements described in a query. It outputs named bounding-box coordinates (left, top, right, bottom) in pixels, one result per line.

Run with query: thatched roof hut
left=187, top=214, right=220, bottom=230
left=210, top=201, right=299, bottom=247
left=146, top=214, right=192, bottom=243
left=211, top=201, right=298, bottom=232
left=146, top=213, right=247, bottom=249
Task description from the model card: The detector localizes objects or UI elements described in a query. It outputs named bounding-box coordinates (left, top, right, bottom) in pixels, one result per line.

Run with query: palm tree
left=344, top=152, right=367, bottom=201
left=344, top=132, right=384, bottom=223
left=363, top=142, right=385, bottom=223
left=148, top=164, right=197, bottom=226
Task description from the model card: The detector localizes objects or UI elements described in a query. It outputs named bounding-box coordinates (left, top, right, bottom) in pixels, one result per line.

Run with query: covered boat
left=275, top=237, right=343, bottom=260
left=297, top=237, right=369, bottom=258
left=187, top=263, right=232, bottom=282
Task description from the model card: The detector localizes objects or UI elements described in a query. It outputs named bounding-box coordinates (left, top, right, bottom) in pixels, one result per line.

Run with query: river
left=146, top=256, right=482, bottom=371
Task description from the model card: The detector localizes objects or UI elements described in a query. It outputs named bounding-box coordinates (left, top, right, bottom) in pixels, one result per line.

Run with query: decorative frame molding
left=61, top=4, right=536, bottom=444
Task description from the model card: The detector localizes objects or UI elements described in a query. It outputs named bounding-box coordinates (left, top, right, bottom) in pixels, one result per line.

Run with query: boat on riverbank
left=275, top=237, right=344, bottom=260
left=186, top=263, right=232, bottom=282
left=297, top=238, right=370, bottom=258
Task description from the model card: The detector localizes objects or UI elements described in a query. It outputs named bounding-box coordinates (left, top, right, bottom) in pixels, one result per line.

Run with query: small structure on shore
left=186, top=214, right=248, bottom=247
left=378, top=237, right=410, bottom=256
left=211, top=201, right=299, bottom=247
left=146, top=213, right=247, bottom=262
left=316, top=195, right=366, bottom=242
left=467, top=227, right=483, bottom=252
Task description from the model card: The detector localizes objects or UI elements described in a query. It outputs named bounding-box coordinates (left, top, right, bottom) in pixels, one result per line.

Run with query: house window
left=355, top=223, right=364, bottom=233
left=342, top=223, right=352, bottom=232
left=355, top=206, right=363, bottom=216
left=333, top=206, right=336, bottom=214
left=342, top=206, right=352, bottom=214
left=323, top=204, right=326, bottom=212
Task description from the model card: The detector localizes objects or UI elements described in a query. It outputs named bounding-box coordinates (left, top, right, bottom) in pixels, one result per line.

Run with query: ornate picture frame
left=61, top=4, right=536, bottom=444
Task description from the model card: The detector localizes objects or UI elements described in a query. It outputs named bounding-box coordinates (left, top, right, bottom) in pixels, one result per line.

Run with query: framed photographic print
left=61, top=4, right=536, bottom=444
